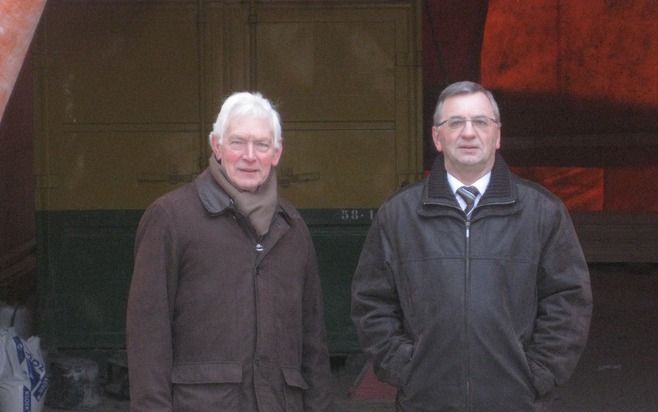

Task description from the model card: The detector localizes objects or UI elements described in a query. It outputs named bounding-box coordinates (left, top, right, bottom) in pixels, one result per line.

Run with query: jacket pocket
left=171, top=361, right=242, bottom=411
left=375, top=341, right=414, bottom=389
left=527, top=358, right=555, bottom=398
left=282, top=367, right=308, bottom=412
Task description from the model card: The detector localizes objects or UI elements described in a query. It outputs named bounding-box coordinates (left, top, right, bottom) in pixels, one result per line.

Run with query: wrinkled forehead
left=441, top=92, right=496, bottom=117
left=226, top=114, right=274, bottom=135
left=223, top=112, right=282, bottom=149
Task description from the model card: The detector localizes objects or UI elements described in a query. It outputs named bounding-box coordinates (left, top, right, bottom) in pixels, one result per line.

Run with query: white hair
left=208, top=91, right=282, bottom=148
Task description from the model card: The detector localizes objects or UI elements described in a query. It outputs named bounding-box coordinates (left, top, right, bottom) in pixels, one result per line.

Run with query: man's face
left=211, top=115, right=282, bottom=192
left=431, top=92, right=500, bottom=180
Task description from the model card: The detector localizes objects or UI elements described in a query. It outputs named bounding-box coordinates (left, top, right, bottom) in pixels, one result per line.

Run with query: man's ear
left=210, top=134, right=223, bottom=160
left=272, top=139, right=284, bottom=167
left=431, top=126, right=443, bottom=152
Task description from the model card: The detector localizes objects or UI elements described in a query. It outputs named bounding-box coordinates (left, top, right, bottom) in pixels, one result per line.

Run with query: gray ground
left=43, top=263, right=658, bottom=412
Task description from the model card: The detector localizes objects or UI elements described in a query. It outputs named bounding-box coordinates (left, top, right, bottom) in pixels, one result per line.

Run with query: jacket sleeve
left=527, top=202, right=593, bottom=397
left=126, top=202, right=177, bottom=412
left=300, top=226, right=335, bottom=412
left=351, top=213, right=414, bottom=388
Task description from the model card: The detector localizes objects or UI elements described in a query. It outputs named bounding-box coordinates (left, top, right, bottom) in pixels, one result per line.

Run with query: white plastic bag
left=0, top=327, right=48, bottom=412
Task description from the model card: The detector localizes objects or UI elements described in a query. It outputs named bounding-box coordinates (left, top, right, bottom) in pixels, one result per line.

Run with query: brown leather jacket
left=127, top=169, right=334, bottom=412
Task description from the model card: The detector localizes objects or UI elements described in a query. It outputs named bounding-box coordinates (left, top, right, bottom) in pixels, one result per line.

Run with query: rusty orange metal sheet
left=0, top=0, right=47, bottom=122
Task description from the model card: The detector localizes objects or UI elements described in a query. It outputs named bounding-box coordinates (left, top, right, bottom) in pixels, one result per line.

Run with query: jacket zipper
left=233, top=210, right=265, bottom=386
left=421, top=199, right=474, bottom=409
left=422, top=198, right=516, bottom=410
left=464, top=217, right=472, bottom=411
left=252, top=232, right=267, bottom=407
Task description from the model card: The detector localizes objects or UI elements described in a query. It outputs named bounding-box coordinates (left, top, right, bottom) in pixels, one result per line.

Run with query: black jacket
left=351, top=154, right=592, bottom=412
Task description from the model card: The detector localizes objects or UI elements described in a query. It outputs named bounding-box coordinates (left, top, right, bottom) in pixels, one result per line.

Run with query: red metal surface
left=423, top=0, right=658, bottom=212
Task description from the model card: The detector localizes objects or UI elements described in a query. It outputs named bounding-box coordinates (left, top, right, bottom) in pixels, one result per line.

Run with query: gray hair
left=209, top=91, right=282, bottom=148
left=433, top=81, right=501, bottom=125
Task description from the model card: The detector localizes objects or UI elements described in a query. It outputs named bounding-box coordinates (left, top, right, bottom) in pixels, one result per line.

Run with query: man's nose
left=461, top=121, right=477, bottom=137
left=244, top=142, right=256, bottom=159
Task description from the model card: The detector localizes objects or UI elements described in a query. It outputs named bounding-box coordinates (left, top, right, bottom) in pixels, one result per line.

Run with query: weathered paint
left=479, top=0, right=658, bottom=212
left=483, top=0, right=658, bottom=107
left=0, top=0, right=47, bottom=123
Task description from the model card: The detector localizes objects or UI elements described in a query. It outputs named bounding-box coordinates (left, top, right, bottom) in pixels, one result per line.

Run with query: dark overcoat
left=127, top=169, right=333, bottom=412
left=352, top=154, right=592, bottom=412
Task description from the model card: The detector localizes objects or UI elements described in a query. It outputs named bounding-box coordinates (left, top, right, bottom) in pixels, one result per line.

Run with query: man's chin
left=456, top=156, right=481, bottom=166
left=234, top=178, right=261, bottom=192
left=456, top=149, right=481, bottom=158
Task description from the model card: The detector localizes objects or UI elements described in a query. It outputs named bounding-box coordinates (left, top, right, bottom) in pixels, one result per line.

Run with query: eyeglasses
left=436, top=116, right=500, bottom=132
left=226, top=137, right=274, bottom=154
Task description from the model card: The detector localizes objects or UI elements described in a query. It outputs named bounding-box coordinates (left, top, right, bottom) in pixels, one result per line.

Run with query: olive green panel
left=36, top=1, right=421, bottom=211
left=38, top=2, right=200, bottom=125
left=36, top=130, right=201, bottom=210
left=279, top=127, right=398, bottom=208
left=250, top=4, right=422, bottom=208
left=255, top=10, right=400, bottom=121
left=203, top=3, right=250, bottom=116
left=35, top=1, right=204, bottom=210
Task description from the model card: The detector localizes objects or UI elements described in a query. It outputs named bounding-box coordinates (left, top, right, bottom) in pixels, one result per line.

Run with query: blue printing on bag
left=23, top=386, right=31, bottom=412
left=12, top=336, right=49, bottom=401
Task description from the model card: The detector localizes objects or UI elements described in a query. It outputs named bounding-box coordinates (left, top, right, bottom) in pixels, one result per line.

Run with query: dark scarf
left=209, top=156, right=278, bottom=236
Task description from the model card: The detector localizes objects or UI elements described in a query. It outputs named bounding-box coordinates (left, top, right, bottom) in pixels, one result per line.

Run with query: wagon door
left=35, top=0, right=421, bottom=352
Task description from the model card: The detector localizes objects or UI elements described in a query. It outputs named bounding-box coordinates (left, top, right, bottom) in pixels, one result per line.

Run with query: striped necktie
left=457, top=186, right=480, bottom=216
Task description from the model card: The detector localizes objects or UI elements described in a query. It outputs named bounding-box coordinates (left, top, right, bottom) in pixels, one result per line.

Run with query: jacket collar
left=423, top=152, right=517, bottom=212
left=195, top=168, right=292, bottom=223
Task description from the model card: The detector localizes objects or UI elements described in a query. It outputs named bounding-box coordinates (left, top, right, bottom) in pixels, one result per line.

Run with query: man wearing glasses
left=127, top=92, right=333, bottom=411
left=351, top=81, right=592, bottom=411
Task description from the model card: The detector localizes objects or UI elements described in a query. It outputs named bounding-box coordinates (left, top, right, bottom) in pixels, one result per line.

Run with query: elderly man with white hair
left=127, top=92, right=334, bottom=412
